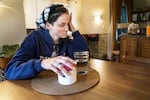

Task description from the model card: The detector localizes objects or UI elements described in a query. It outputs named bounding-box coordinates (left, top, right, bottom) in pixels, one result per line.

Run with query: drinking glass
left=74, top=51, right=89, bottom=75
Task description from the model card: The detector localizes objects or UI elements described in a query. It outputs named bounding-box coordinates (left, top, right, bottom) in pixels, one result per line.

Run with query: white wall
left=23, top=0, right=38, bottom=29
left=23, top=0, right=81, bottom=29
left=23, top=0, right=110, bottom=34
left=0, top=0, right=26, bottom=46
left=68, top=0, right=81, bottom=30
left=80, top=0, right=110, bottom=34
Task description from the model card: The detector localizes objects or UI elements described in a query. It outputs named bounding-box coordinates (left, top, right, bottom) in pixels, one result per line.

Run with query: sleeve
left=68, top=31, right=89, bottom=58
left=5, top=33, right=43, bottom=80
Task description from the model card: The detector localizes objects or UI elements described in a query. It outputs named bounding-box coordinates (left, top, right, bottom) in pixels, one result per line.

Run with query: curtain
left=116, top=1, right=128, bottom=41
left=112, top=0, right=122, bottom=50
left=107, top=16, right=113, bottom=60
left=112, top=0, right=133, bottom=50
left=125, top=0, right=133, bottom=22
left=107, top=0, right=122, bottom=59
left=107, top=0, right=133, bottom=60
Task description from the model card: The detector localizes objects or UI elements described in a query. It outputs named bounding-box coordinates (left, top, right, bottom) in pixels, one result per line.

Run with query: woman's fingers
left=56, top=56, right=76, bottom=69
left=41, top=56, right=76, bottom=76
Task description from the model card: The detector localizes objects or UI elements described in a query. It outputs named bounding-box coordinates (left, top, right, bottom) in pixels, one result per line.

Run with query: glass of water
left=74, top=51, right=89, bottom=75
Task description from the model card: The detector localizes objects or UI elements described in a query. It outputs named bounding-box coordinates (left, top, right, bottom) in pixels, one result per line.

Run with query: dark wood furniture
left=0, top=59, right=150, bottom=99
left=120, top=34, right=150, bottom=66
left=0, top=58, right=10, bottom=70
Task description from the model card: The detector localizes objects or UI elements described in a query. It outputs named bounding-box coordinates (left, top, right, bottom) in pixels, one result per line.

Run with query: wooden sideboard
left=0, top=58, right=10, bottom=70
left=120, top=34, right=150, bottom=66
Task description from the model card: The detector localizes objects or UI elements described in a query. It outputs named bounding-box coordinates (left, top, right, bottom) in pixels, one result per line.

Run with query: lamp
left=94, top=15, right=102, bottom=23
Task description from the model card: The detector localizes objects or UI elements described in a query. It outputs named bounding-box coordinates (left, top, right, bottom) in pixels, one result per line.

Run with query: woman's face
left=46, top=14, right=70, bottom=39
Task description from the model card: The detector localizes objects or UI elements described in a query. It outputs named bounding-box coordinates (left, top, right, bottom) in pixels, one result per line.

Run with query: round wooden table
left=0, top=59, right=150, bottom=100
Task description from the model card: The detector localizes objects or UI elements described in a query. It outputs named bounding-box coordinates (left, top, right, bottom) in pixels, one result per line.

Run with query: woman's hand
left=41, top=56, right=77, bottom=77
left=68, top=13, right=77, bottom=32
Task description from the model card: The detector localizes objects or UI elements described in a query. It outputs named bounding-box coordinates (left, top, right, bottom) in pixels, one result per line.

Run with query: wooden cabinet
left=138, top=38, right=150, bottom=58
left=0, top=58, right=10, bottom=70
left=120, top=35, right=150, bottom=66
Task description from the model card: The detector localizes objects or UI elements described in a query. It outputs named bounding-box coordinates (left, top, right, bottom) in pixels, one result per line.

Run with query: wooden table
left=0, top=59, right=150, bottom=100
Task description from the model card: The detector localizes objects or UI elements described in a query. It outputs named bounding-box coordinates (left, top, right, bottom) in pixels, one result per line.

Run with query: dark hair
left=47, top=4, right=69, bottom=24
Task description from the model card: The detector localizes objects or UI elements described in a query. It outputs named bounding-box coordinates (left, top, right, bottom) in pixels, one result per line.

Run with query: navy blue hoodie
left=5, top=28, right=89, bottom=80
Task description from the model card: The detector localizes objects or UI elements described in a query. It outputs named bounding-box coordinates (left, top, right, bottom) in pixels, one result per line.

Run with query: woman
left=5, top=4, right=89, bottom=80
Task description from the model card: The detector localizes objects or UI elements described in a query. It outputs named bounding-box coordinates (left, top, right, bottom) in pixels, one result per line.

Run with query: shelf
left=132, top=10, right=150, bottom=22
left=132, top=20, right=150, bottom=23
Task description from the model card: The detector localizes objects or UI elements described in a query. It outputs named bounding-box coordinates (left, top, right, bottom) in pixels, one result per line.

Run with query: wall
left=80, top=0, right=110, bottom=58
left=133, top=0, right=150, bottom=9
left=23, top=0, right=38, bottom=29
left=23, top=0, right=81, bottom=29
left=24, top=0, right=110, bottom=34
left=0, top=0, right=26, bottom=46
left=80, top=0, right=110, bottom=34
left=68, top=0, right=81, bottom=30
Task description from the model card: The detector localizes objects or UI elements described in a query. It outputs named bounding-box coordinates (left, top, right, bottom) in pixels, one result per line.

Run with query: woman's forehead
left=55, top=14, right=70, bottom=24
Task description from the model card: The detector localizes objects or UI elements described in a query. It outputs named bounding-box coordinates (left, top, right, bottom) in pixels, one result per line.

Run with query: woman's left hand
left=68, top=13, right=77, bottom=32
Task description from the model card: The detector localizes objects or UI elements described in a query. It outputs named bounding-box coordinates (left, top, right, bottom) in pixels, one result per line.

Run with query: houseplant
left=0, top=44, right=19, bottom=69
